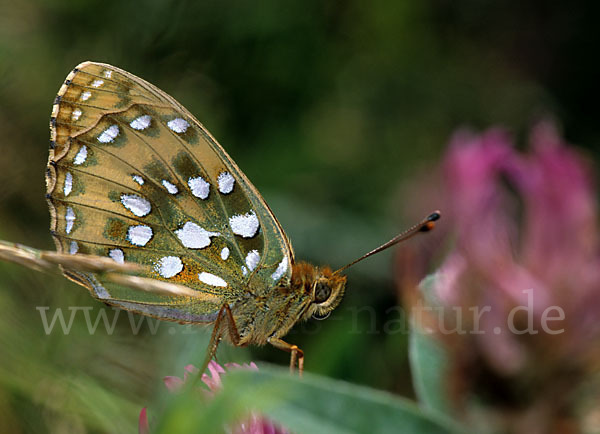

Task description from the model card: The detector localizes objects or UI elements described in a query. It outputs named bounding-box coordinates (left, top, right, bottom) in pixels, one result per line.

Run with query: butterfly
left=46, top=62, right=439, bottom=373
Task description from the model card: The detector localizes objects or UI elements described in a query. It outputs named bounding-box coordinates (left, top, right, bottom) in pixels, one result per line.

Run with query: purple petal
left=182, top=364, right=199, bottom=382
left=442, top=128, right=522, bottom=296
left=138, top=408, right=149, bottom=434
left=201, top=360, right=226, bottom=391
left=517, top=122, right=597, bottom=291
left=233, top=413, right=290, bottom=434
left=163, top=375, right=185, bottom=392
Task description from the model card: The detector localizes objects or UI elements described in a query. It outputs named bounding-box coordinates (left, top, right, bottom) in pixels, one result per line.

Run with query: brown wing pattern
left=46, top=62, right=294, bottom=322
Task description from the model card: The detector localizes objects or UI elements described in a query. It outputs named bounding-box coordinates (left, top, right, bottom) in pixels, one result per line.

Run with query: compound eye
left=314, top=281, right=331, bottom=303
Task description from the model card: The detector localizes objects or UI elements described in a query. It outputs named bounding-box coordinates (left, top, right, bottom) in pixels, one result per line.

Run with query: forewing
left=46, top=62, right=294, bottom=322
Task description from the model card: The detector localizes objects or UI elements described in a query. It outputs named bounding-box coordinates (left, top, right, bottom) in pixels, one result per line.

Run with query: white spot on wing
left=91, top=79, right=104, bottom=88
left=217, top=172, right=235, bottom=194
left=175, top=222, right=220, bottom=249
left=65, top=207, right=76, bottom=234
left=127, top=225, right=153, bottom=246
left=120, top=194, right=151, bottom=217
left=241, top=266, right=248, bottom=276
left=132, top=175, right=145, bottom=185
left=130, top=115, right=151, bottom=130
left=92, top=278, right=110, bottom=299
left=198, top=272, right=227, bottom=287
left=64, top=172, right=73, bottom=196
left=162, top=180, right=178, bottom=194
left=109, top=248, right=124, bottom=264
left=71, top=108, right=82, bottom=121
left=80, top=91, right=91, bottom=101
left=156, top=256, right=183, bottom=278
left=69, top=241, right=78, bottom=255
left=103, top=70, right=112, bottom=78
left=98, top=124, right=119, bottom=143
left=229, top=211, right=260, bottom=238
left=271, top=257, right=289, bottom=281
left=167, top=118, right=189, bottom=133
left=245, top=250, right=260, bottom=272
left=188, top=176, right=210, bottom=199
left=221, top=247, right=230, bottom=260
left=73, top=145, right=88, bottom=165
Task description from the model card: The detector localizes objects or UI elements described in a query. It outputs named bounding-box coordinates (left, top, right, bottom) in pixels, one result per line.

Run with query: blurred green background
left=0, top=0, right=598, bottom=432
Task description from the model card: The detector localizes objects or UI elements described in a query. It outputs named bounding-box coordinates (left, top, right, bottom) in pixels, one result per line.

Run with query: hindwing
left=46, top=62, right=294, bottom=322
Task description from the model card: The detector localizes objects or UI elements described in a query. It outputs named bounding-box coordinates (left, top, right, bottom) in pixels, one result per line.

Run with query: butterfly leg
left=199, top=303, right=242, bottom=375
left=221, top=302, right=243, bottom=346
left=267, top=337, right=304, bottom=376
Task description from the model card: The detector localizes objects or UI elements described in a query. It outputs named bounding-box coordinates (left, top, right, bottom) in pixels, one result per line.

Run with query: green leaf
left=409, top=324, right=451, bottom=416
left=409, top=273, right=453, bottom=418
left=153, top=365, right=462, bottom=434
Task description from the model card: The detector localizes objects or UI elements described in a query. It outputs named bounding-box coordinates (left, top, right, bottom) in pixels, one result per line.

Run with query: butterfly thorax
left=234, top=262, right=347, bottom=346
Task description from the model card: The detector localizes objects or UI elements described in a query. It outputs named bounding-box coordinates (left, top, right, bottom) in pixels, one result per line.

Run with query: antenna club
left=419, top=211, right=441, bottom=232
left=419, top=211, right=442, bottom=232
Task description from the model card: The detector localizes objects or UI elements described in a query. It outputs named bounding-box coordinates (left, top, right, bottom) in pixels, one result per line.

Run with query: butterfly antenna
left=333, top=211, right=441, bottom=275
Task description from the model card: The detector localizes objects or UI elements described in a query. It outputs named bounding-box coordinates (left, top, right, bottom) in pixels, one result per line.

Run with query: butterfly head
left=292, top=263, right=347, bottom=321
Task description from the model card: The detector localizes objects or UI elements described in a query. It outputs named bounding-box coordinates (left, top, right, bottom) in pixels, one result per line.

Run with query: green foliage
left=153, top=365, right=463, bottom=434
left=407, top=273, right=453, bottom=418
left=409, top=323, right=451, bottom=418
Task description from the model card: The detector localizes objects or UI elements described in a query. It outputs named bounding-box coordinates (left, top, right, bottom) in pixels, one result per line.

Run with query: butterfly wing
left=46, top=62, right=294, bottom=323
